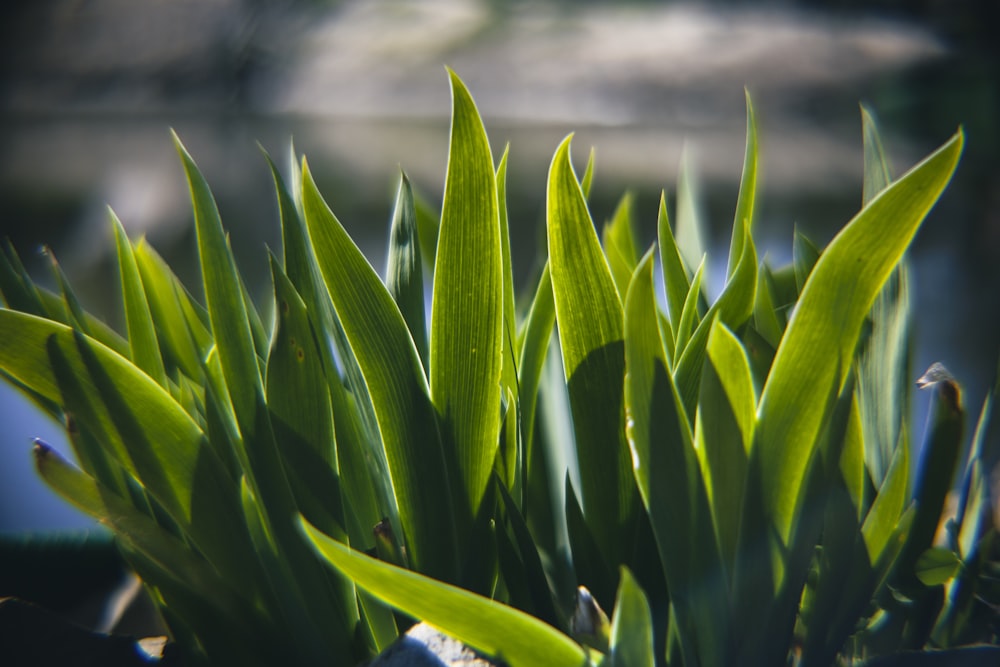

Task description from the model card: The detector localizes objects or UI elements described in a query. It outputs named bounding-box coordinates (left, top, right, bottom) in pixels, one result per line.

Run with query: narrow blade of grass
left=111, top=209, right=167, bottom=387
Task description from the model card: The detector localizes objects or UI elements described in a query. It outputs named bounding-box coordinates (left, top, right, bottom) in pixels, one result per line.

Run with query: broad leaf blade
left=301, top=519, right=589, bottom=667
left=696, top=319, right=754, bottom=571
left=753, top=130, right=963, bottom=552
left=547, top=134, right=635, bottom=568
left=430, top=69, right=504, bottom=520
left=0, top=311, right=253, bottom=587
left=301, top=160, right=458, bottom=580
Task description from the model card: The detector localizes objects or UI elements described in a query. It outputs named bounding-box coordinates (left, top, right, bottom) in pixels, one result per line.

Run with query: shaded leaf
left=547, top=134, right=635, bottom=567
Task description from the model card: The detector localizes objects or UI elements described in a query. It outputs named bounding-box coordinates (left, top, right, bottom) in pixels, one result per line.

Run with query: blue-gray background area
left=0, top=0, right=997, bottom=533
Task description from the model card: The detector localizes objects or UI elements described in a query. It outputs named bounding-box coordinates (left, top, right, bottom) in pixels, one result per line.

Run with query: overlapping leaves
left=0, top=71, right=990, bottom=667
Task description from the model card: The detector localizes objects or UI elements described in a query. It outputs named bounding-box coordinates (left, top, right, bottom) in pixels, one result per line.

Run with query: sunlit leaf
left=602, top=192, right=639, bottom=301
left=111, top=209, right=167, bottom=387
left=752, top=130, right=963, bottom=554
left=301, top=159, right=458, bottom=581
left=302, top=518, right=589, bottom=667
left=547, top=134, right=635, bottom=568
left=430, top=69, right=504, bottom=521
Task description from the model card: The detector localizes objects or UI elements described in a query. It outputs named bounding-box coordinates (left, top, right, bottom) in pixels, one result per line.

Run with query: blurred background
left=0, top=0, right=997, bottom=534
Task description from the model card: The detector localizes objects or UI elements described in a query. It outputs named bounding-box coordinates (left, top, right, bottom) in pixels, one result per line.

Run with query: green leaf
left=0, top=239, right=46, bottom=315
left=546, top=134, right=635, bottom=567
left=496, top=147, right=521, bottom=449
left=915, top=547, right=961, bottom=587
left=565, top=475, right=614, bottom=609
left=657, top=192, right=692, bottom=344
left=581, top=147, right=596, bottom=199
left=862, top=447, right=910, bottom=564
left=496, top=477, right=563, bottom=628
left=0, top=243, right=134, bottom=358
left=672, top=257, right=705, bottom=362
left=862, top=105, right=893, bottom=205
left=301, top=518, right=589, bottom=667
left=33, top=441, right=252, bottom=622
left=111, top=209, right=167, bottom=387
left=173, top=131, right=264, bottom=435
left=858, top=264, right=912, bottom=488
left=752, top=262, right=784, bottom=351
left=751, top=129, right=963, bottom=554
left=263, top=146, right=395, bottom=545
left=516, top=263, right=555, bottom=481
left=623, top=250, right=727, bottom=667
left=265, top=256, right=341, bottom=503
left=696, top=319, right=754, bottom=571
left=602, top=192, right=639, bottom=301
left=0, top=311, right=253, bottom=587
left=673, top=216, right=757, bottom=416
left=726, top=90, right=759, bottom=278
left=386, top=170, right=429, bottom=371
left=241, top=478, right=335, bottom=662
left=133, top=240, right=212, bottom=382
left=43, top=248, right=91, bottom=336
left=608, top=567, right=654, bottom=667
left=301, top=159, right=458, bottom=581
left=675, top=147, right=706, bottom=283
left=792, top=230, right=821, bottom=294
left=430, top=69, right=504, bottom=520
left=176, top=137, right=335, bottom=631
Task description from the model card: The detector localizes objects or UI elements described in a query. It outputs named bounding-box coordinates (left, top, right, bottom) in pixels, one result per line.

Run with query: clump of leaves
left=1, top=71, right=997, bottom=666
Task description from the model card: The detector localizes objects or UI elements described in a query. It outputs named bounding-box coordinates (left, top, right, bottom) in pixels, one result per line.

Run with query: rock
left=369, top=622, right=507, bottom=667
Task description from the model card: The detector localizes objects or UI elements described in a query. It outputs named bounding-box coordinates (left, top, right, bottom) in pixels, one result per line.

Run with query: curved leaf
left=753, top=130, right=963, bottom=551
left=301, top=160, right=458, bottom=580
left=430, top=69, right=504, bottom=519
left=0, top=310, right=252, bottom=585
left=547, top=134, right=635, bottom=566
left=301, top=518, right=589, bottom=667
